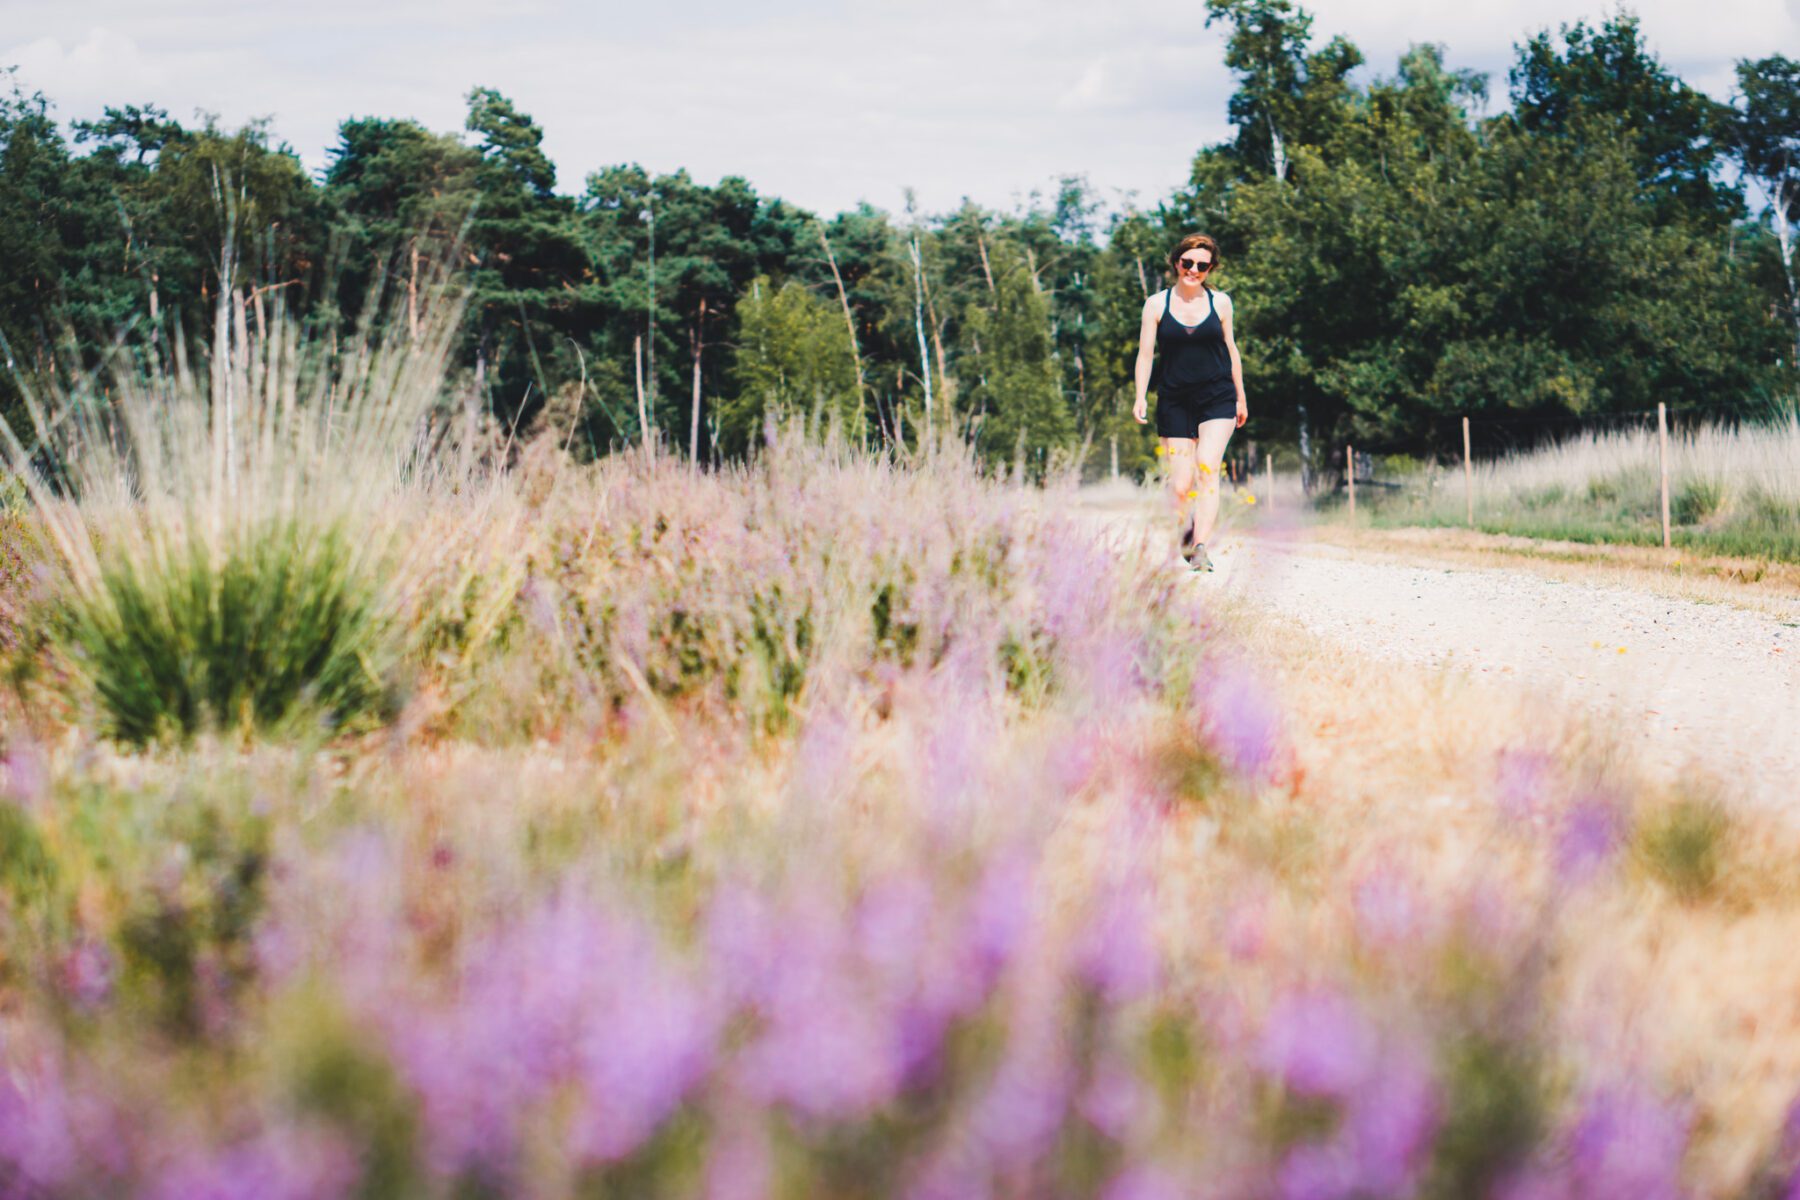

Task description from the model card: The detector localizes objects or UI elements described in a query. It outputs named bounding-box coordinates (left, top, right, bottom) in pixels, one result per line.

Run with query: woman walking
left=1132, top=234, right=1247, bottom=572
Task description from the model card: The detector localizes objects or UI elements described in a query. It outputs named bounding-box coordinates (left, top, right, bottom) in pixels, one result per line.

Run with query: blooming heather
left=1192, top=654, right=1285, bottom=780
left=1259, top=989, right=1379, bottom=1100
left=1556, top=795, right=1626, bottom=886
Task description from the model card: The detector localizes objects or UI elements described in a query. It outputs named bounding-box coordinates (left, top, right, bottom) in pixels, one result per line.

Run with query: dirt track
left=1077, top=492, right=1800, bottom=813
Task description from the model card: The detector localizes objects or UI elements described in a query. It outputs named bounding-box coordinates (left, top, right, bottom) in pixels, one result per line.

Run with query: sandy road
left=1076, top=495, right=1800, bottom=812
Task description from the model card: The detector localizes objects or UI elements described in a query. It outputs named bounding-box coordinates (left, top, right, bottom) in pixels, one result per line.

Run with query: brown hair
left=1168, top=234, right=1220, bottom=287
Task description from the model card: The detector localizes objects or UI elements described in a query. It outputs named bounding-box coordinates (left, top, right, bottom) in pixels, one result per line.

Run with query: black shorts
left=1154, top=387, right=1238, bottom=439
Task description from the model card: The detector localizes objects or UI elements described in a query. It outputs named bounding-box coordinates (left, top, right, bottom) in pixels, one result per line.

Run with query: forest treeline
left=0, top=2, right=1795, bottom=479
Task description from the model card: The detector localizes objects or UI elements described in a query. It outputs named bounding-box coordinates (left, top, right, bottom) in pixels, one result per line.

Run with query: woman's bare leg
left=1160, top=436, right=1197, bottom=555
left=1192, top=418, right=1236, bottom=546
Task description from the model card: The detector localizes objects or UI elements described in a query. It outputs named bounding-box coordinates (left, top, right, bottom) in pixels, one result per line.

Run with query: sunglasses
left=1178, top=257, right=1214, bottom=273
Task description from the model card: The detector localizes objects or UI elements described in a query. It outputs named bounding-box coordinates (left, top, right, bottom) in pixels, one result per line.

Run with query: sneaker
left=1190, top=543, right=1214, bottom=572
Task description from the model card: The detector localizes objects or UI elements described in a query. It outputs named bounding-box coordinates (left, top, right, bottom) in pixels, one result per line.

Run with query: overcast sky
left=4, top=0, right=1796, bottom=220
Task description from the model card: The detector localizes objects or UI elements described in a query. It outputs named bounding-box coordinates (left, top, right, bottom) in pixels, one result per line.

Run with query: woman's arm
left=1218, top=291, right=1247, bottom=429
left=1132, top=294, right=1160, bottom=425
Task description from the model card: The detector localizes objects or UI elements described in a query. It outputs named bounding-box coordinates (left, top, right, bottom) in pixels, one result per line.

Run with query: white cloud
left=2, top=0, right=1790, bottom=220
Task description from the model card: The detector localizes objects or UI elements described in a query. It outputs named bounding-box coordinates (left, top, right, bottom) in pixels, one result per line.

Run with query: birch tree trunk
left=634, top=335, right=650, bottom=450
left=689, top=297, right=705, bottom=464
left=908, top=233, right=934, bottom=437
left=817, top=222, right=868, bottom=444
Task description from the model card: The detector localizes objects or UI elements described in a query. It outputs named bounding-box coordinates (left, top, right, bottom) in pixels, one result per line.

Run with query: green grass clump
left=1635, top=798, right=1729, bottom=902
left=57, top=519, right=393, bottom=745
left=1672, top=477, right=1728, bottom=525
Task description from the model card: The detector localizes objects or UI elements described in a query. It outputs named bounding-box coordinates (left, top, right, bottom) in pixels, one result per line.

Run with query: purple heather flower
left=1067, top=629, right=1145, bottom=712
left=1080, top=1054, right=1152, bottom=1142
left=1565, top=1085, right=1689, bottom=1200
left=388, top=892, right=719, bottom=1178
left=1, top=737, right=48, bottom=811
left=388, top=985, right=527, bottom=1178
left=734, top=897, right=905, bottom=1122
left=519, top=576, right=559, bottom=637
left=58, top=938, right=114, bottom=1011
left=919, top=704, right=984, bottom=819
left=1047, top=721, right=1104, bottom=796
left=793, top=711, right=855, bottom=804
left=1102, top=1165, right=1188, bottom=1200
left=1352, top=870, right=1427, bottom=949
left=1225, top=896, right=1267, bottom=961
left=144, top=1125, right=356, bottom=1200
left=572, top=945, right=716, bottom=1162
left=857, top=873, right=938, bottom=986
left=1077, top=879, right=1160, bottom=1004
left=1275, top=1038, right=1438, bottom=1200
left=705, top=1115, right=772, bottom=1200
left=1192, top=656, right=1285, bottom=779
left=971, top=1029, right=1073, bottom=1170
left=966, top=849, right=1036, bottom=979
left=1258, top=989, right=1377, bottom=1100
left=1495, top=748, right=1558, bottom=824
left=706, top=881, right=781, bottom=1007
left=1034, top=528, right=1106, bottom=641
left=1278, top=1142, right=1363, bottom=1200
left=905, top=1150, right=994, bottom=1200
left=1491, top=1169, right=1570, bottom=1200
left=1555, top=795, right=1625, bottom=886
left=0, top=1053, right=82, bottom=1194
left=1342, top=1044, right=1439, bottom=1194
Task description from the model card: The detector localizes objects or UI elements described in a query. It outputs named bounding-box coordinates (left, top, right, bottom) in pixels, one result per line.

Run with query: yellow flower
left=1196, top=462, right=1213, bottom=475
left=1185, top=490, right=1198, bottom=500
left=1617, top=646, right=1628, bottom=654
left=1240, top=493, right=1258, bottom=505
left=1154, top=446, right=1166, bottom=456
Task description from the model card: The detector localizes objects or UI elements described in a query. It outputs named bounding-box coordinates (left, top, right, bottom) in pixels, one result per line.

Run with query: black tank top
left=1154, top=287, right=1234, bottom=400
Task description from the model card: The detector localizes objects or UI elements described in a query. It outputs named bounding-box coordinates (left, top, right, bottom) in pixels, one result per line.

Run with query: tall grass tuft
left=0, top=252, right=467, bottom=743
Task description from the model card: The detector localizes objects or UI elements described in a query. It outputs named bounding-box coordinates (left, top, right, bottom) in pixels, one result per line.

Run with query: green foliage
left=723, top=275, right=861, bottom=450
left=1423, top=1035, right=1545, bottom=1198
left=1, top=9, right=1795, bottom=475
left=55, top=520, right=393, bottom=745
left=0, top=800, right=57, bottom=913
left=966, top=242, right=1074, bottom=476
left=1672, top=477, right=1728, bottom=525
left=111, top=791, right=272, bottom=1035
left=1636, top=798, right=1729, bottom=901
left=1512, top=15, right=1737, bottom=225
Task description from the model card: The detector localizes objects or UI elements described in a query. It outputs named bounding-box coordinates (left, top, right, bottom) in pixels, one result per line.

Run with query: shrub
left=55, top=520, right=392, bottom=744
left=1635, top=798, right=1729, bottom=901
left=1672, top=477, right=1727, bottom=525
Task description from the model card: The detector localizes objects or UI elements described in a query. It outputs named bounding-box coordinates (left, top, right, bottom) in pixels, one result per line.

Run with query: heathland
left=2, top=276, right=1800, bottom=1198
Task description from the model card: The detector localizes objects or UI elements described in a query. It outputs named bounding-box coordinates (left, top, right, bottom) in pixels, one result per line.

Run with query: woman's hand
left=1234, top=397, right=1248, bottom=429
left=1133, top=396, right=1148, bottom=425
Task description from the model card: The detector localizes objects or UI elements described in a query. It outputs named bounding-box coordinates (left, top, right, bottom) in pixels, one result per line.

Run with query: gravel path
left=1206, top=536, right=1799, bottom=812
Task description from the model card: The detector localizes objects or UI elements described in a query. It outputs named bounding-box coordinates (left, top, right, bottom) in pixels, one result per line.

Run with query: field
left=1338, top=419, right=1800, bottom=562
left=4, top=308, right=1800, bottom=1199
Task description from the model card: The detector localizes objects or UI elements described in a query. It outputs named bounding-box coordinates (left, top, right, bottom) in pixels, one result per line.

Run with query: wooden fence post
left=1347, top=445, right=1356, bottom=519
left=1265, top=452, right=1274, bottom=510
left=1658, top=401, right=1671, bottom=550
left=1462, top=415, right=1473, bottom=529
